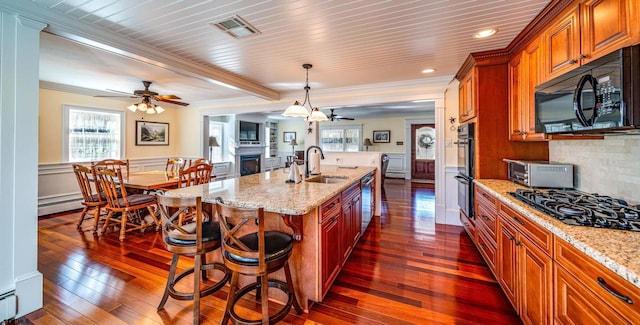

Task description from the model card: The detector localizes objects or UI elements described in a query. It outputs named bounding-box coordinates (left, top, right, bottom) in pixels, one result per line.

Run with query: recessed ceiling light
left=474, top=28, right=498, bottom=39
left=422, top=68, right=436, bottom=74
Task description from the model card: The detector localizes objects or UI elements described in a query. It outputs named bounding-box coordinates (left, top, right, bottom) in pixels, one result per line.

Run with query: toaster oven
left=503, top=159, right=574, bottom=189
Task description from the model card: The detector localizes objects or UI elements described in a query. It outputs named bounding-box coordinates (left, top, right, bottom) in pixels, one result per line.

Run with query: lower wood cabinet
left=320, top=194, right=342, bottom=295
left=497, top=203, right=553, bottom=325
left=320, top=182, right=363, bottom=297
left=555, top=238, right=640, bottom=324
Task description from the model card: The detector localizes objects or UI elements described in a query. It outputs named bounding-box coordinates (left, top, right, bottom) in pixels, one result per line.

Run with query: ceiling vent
left=212, top=15, right=260, bottom=39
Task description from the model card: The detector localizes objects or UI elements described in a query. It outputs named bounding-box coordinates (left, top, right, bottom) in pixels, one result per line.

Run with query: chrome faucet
left=305, top=145, right=325, bottom=178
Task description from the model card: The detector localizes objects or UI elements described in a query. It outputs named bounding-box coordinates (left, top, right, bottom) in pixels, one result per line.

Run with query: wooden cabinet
left=458, top=68, right=476, bottom=122
left=474, top=186, right=499, bottom=275
left=555, top=238, right=640, bottom=324
left=542, top=0, right=639, bottom=82
left=320, top=194, right=342, bottom=295
left=497, top=203, right=553, bottom=324
left=459, top=210, right=475, bottom=242
left=341, top=183, right=361, bottom=263
left=509, top=38, right=547, bottom=141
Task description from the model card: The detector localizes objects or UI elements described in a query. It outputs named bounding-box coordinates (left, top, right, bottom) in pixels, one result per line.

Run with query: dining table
left=122, top=170, right=180, bottom=191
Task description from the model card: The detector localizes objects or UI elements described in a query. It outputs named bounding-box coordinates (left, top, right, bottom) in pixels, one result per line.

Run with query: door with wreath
left=411, top=124, right=435, bottom=181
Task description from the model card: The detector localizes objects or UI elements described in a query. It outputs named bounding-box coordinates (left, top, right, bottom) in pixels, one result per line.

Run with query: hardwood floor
left=17, top=178, right=520, bottom=324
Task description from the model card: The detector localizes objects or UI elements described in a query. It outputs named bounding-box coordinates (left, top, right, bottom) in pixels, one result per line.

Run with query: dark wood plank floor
left=17, top=178, right=520, bottom=324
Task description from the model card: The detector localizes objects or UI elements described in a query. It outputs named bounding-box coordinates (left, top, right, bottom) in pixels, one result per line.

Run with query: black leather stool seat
left=165, top=221, right=220, bottom=246
left=225, top=231, right=293, bottom=264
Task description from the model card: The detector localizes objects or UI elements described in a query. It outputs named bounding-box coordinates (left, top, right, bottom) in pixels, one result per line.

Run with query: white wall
left=549, top=135, right=640, bottom=204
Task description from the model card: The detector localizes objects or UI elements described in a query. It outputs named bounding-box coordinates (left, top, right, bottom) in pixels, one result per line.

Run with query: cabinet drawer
left=476, top=203, right=497, bottom=242
left=460, top=210, right=476, bottom=242
left=320, top=194, right=341, bottom=223
left=555, top=264, right=630, bottom=324
left=477, top=228, right=497, bottom=274
left=475, top=186, right=497, bottom=211
left=555, top=238, right=640, bottom=323
left=499, top=203, right=553, bottom=256
left=342, top=182, right=360, bottom=202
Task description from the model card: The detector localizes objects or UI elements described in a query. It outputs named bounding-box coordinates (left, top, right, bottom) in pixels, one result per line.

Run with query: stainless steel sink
left=305, top=175, right=349, bottom=184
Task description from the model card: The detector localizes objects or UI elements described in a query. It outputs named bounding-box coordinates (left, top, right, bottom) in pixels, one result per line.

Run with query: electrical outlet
left=446, top=138, right=453, bottom=147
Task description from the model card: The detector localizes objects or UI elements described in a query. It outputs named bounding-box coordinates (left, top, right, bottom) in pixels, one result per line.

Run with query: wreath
left=418, top=134, right=434, bottom=149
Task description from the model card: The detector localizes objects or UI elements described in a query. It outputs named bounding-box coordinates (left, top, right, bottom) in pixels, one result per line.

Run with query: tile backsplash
left=549, top=134, right=640, bottom=204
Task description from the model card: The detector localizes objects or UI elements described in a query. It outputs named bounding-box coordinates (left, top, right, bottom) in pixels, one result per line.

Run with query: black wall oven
left=454, top=123, right=474, bottom=219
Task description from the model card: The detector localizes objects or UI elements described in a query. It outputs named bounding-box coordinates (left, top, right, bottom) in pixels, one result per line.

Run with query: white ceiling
left=3, top=0, right=551, bottom=118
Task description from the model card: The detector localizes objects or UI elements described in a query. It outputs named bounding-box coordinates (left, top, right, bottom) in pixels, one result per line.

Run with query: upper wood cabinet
left=542, top=0, right=639, bottom=82
left=509, top=38, right=547, bottom=141
left=458, top=68, right=476, bottom=123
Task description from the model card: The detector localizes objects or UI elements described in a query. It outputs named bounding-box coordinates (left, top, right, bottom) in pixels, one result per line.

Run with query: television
left=239, top=121, right=260, bottom=141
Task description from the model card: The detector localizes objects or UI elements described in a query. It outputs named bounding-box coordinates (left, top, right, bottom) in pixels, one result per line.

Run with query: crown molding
left=0, top=2, right=279, bottom=101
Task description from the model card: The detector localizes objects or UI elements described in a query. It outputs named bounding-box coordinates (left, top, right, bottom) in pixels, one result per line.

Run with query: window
left=320, top=125, right=362, bottom=152
left=63, top=105, right=124, bottom=162
left=208, top=122, right=224, bottom=162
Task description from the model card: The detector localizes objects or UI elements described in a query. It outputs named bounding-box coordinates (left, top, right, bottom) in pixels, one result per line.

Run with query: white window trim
left=319, top=123, right=363, bottom=152
left=62, top=104, right=126, bottom=162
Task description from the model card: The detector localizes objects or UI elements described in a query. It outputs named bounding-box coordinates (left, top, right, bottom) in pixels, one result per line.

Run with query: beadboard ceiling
left=5, top=0, right=551, bottom=117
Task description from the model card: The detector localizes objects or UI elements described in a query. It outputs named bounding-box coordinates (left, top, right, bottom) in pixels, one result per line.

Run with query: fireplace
left=240, top=155, right=261, bottom=176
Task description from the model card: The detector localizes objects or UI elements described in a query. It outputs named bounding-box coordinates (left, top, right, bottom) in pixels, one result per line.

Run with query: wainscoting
left=37, top=158, right=231, bottom=216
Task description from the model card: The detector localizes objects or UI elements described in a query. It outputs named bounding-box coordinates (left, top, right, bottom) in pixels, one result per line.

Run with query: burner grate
left=509, top=189, right=640, bottom=232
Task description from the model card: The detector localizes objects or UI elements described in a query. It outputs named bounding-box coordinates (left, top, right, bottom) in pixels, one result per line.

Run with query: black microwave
left=534, top=45, right=640, bottom=134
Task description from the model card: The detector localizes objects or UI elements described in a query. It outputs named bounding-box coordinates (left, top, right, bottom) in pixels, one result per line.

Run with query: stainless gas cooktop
left=510, top=189, right=640, bottom=232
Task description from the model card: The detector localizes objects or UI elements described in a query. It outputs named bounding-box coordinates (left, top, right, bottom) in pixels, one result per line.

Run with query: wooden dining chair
left=156, top=195, right=229, bottom=325
left=93, top=158, right=130, bottom=178
left=165, top=157, right=186, bottom=178
left=215, top=197, right=303, bottom=324
left=94, top=166, right=160, bottom=241
left=72, top=163, right=107, bottom=232
left=179, top=162, right=213, bottom=188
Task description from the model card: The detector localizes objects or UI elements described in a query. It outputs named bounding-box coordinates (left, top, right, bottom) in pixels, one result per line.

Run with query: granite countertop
left=163, top=166, right=375, bottom=215
left=475, top=179, right=640, bottom=289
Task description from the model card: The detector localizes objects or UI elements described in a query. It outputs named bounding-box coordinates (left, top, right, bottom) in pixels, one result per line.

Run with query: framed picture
left=283, top=131, right=296, bottom=143
left=373, top=130, right=390, bottom=143
left=136, top=121, right=169, bottom=146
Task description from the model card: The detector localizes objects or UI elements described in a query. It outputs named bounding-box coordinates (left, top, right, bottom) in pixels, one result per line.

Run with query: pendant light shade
left=282, top=64, right=329, bottom=121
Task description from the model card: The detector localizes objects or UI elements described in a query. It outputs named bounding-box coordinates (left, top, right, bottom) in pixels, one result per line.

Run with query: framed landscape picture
left=136, top=121, right=169, bottom=145
left=373, top=130, right=390, bottom=143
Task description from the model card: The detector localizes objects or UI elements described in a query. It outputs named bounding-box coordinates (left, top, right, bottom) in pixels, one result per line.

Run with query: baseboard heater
left=0, top=291, right=17, bottom=323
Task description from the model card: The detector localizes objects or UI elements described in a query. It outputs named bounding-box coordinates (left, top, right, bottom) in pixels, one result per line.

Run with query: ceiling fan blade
left=157, top=98, right=189, bottom=106
left=156, top=94, right=181, bottom=100
left=94, top=95, right=138, bottom=98
left=337, top=117, right=355, bottom=120
left=105, top=88, right=134, bottom=95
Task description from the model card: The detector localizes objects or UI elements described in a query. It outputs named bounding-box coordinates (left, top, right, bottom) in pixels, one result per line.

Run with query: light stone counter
left=163, top=166, right=375, bottom=215
left=475, top=179, right=640, bottom=290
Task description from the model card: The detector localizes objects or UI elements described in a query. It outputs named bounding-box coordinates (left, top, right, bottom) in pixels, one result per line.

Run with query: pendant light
left=282, top=64, right=329, bottom=121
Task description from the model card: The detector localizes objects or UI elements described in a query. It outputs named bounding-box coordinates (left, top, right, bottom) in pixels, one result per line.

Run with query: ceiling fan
left=327, top=109, right=354, bottom=121
left=95, top=80, right=189, bottom=106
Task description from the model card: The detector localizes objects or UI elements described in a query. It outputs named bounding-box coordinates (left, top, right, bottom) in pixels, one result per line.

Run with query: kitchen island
left=163, top=165, right=377, bottom=310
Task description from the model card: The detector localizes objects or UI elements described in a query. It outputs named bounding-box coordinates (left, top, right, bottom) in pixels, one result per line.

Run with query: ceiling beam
left=0, top=1, right=280, bottom=101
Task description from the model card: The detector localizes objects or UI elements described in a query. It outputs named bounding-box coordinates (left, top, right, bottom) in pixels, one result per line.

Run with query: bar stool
left=156, top=195, right=229, bottom=325
left=215, top=197, right=303, bottom=325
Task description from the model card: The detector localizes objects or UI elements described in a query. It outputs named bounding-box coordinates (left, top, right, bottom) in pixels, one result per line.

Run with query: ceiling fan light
left=155, top=106, right=165, bottom=114
left=137, top=103, right=148, bottom=111
left=308, top=107, right=328, bottom=121
left=127, top=104, right=138, bottom=112
left=282, top=101, right=310, bottom=117
left=146, top=107, right=156, bottom=114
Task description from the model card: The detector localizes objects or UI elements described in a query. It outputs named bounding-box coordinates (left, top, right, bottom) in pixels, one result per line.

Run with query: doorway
left=411, top=124, right=436, bottom=182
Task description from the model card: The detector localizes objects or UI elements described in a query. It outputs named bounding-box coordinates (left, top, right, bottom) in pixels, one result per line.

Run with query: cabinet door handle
left=481, top=214, right=489, bottom=221
left=508, top=235, right=515, bottom=241
left=513, top=217, right=525, bottom=226
left=598, top=277, right=633, bottom=304
left=569, top=59, right=578, bottom=64
left=579, top=54, right=587, bottom=59
left=515, top=240, right=521, bottom=246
